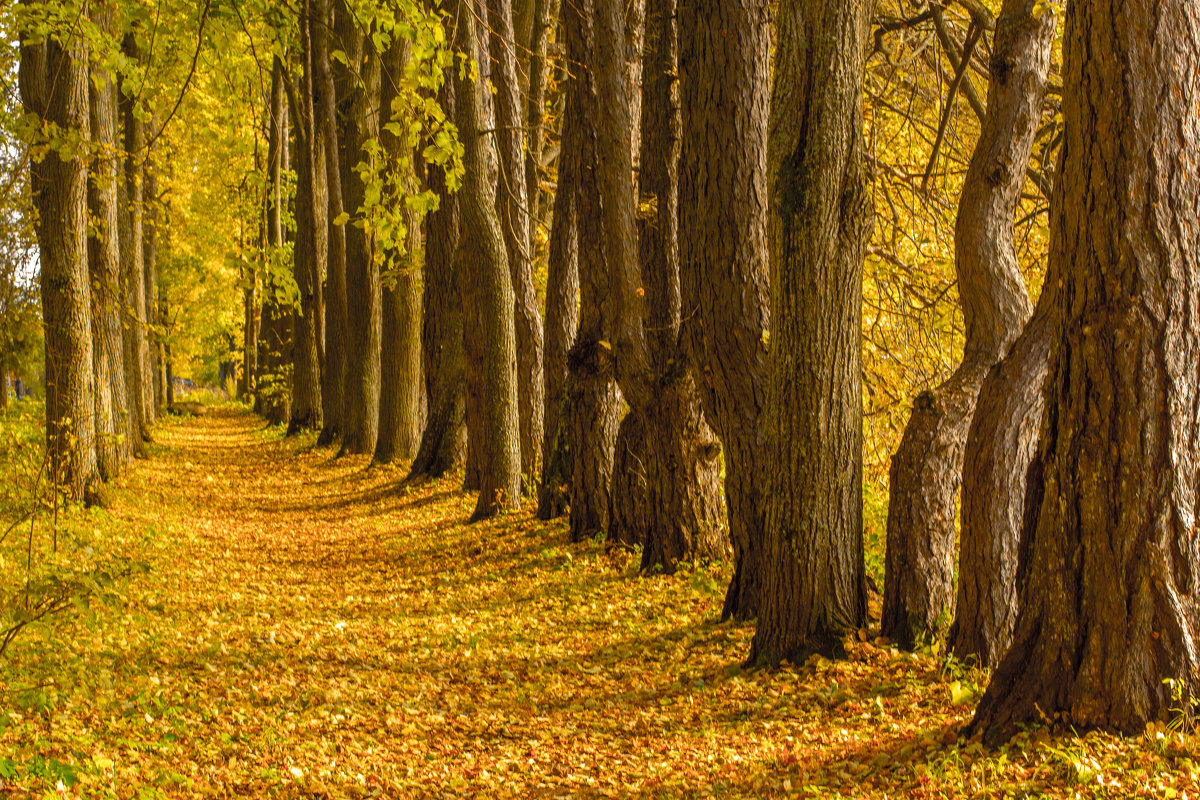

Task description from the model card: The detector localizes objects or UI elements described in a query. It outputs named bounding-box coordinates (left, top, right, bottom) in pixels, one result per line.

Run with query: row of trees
left=21, top=0, right=1200, bottom=744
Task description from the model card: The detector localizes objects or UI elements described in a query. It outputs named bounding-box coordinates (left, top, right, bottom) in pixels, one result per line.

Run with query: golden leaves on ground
left=0, top=407, right=1196, bottom=798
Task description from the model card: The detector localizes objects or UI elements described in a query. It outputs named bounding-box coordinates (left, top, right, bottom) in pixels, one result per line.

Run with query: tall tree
left=970, top=0, right=1200, bottom=742
left=336, top=13, right=383, bottom=455
left=286, top=5, right=326, bottom=434
left=750, top=0, right=874, bottom=664
left=677, top=0, right=770, bottom=617
left=606, top=0, right=725, bottom=567
left=453, top=0, right=522, bottom=519
left=144, top=126, right=163, bottom=416
left=408, top=74, right=466, bottom=480
left=374, top=34, right=424, bottom=465
left=20, top=11, right=100, bottom=500
left=882, top=0, right=1055, bottom=649
left=87, top=5, right=128, bottom=477
left=487, top=0, right=545, bottom=483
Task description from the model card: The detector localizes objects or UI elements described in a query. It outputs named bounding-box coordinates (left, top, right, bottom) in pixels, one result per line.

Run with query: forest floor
left=1, top=406, right=1197, bottom=798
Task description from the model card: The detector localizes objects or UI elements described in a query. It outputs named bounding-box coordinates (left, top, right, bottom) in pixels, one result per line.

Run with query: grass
left=0, top=406, right=1194, bottom=798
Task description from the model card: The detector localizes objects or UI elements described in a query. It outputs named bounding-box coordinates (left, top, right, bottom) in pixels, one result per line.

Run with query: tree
left=452, top=0, right=522, bottom=519
left=750, top=0, right=873, bottom=663
left=970, top=0, right=1200, bottom=742
left=677, top=0, right=770, bottom=618
left=20, top=9, right=100, bottom=500
left=882, top=0, right=1054, bottom=649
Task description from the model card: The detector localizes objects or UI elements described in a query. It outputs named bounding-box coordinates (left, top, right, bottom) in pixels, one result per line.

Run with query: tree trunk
left=881, top=0, right=1054, bottom=650
left=749, top=0, right=873, bottom=665
left=288, top=6, right=326, bottom=434
left=144, top=133, right=164, bottom=418
left=87, top=10, right=127, bottom=476
left=375, top=35, right=425, bottom=465
left=488, top=0, right=545, bottom=484
left=335, top=16, right=382, bottom=456
left=20, top=20, right=100, bottom=501
left=678, top=0, right=770, bottom=618
left=535, top=92, right=579, bottom=520
left=970, top=0, right=1200, bottom=743
left=318, top=0, right=350, bottom=446
left=564, top=0, right=622, bottom=542
left=523, top=0, right=560, bottom=248
left=454, top=0, right=523, bottom=519
left=258, top=58, right=292, bottom=426
left=408, top=76, right=467, bottom=480
left=607, top=0, right=726, bottom=568
left=119, top=33, right=151, bottom=445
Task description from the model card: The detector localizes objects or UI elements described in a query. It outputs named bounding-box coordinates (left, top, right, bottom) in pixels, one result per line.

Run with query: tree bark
left=144, top=132, right=164, bottom=418
left=488, top=0, right=545, bottom=483
left=678, top=0, right=770, bottom=618
left=375, top=35, right=424, bottom=464
left=408, top=76, right=467, bottom=480
left=318, top=0, right=350, bottom=445
left=523, top=0, right=560, bottom=249
left=257, top=58, right=292, bottom=426
left=288, top=6, right=326, bottom=434
left=454, top=0, right=523, bottom=519
left=749, top=0, right=874, bottom=665
left=87, top=8, right=127, bottom=477
left=970, top=0, right=1200, bottom=743
left=535, top=91, right=579, bottom=520
left=119, top=33, right=151, bottom=446
left=20, top=18, right=100, bottom=501
left=881, top=0, right=1053, bottom=650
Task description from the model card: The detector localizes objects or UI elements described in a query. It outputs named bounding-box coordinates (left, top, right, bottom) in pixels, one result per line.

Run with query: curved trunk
left=970, top=0, right=1200, bottom=743
left=749, top=0, right=873, bottom=665
left=881, top=0, right=1053, bottom=650
left=454, top=0, right=523, bottom=519
left=20, top=23, right=99, bottom=501
left=678, top=0, right=770, bottom=618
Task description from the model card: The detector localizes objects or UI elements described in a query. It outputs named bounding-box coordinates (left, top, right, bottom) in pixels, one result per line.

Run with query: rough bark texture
left=20, top=22, right=99, bottom=501
left=86, top=13, right=128, bottom=477
left=523, top=0, right=559, bottom=248
left=970, top=0, right=1200, bottom=743
left=455, top=0, right=523, bottom=519
left=678, top=0, right=770, bottom=618
left=408, top=76, right=466, bottom=481
left=749, top=0, right=873, bottom=664
left=288, top=5, right=326, bottom=434
left=337, top=24, right=382, bottom=456
left=257, top=59, right=292, bottom=426
left=564, top=0, right=622, bottom=541
left=881, top=0, right=1053, bottom=650
left=317, top=0, right=349, bottom=446
left=488, top=0, right=545, bottom=482
left=536, top=84, right=580, bottom=520
left=608, top=0, right=726, bottom=568
left=374, top=36, right=424, bottom=465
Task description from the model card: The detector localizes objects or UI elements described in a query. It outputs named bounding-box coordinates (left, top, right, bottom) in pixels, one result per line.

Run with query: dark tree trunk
left=87, top=10, right=127, bottom=477
left=882, top=0, right=1054, bottom=650
left=678, top=0, right=770, bottom=618
left=257, top=59, right=292, bottom=426
left=749, top=0, right=873, bottom=665
left=408, top=76, right=467, bottom=480
left=375, top=35, right=424, bottom=465
left=607, top=0, right=726, bottom=567
left=970, top=0, right=1200, bottom=743
left=318, top=0, right=350, bottom=446
left=338, top=30, right=383, bottom=456
left=453, top=0, right=523, bottom=519
left=523, top=0, right=560, bottom=248
left=119, top=33, right=151, bottom=445
left=535, top=96, right=579, bottom=520
left=144, top=135, right=164, bottom=418
left=488, top=0, right=545, bottom=483
left=563, top=0, right=622, bottom=541
left=287, top=5, right=326, bottom=434
left=20, top=19, right=100, bottom=501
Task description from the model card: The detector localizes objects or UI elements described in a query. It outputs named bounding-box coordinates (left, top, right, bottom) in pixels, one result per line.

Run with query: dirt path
left=4, top=408, right=1007, bottom=798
